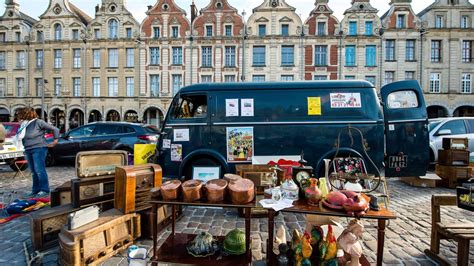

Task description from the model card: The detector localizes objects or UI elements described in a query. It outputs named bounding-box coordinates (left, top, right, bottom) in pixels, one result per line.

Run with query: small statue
left=277, top=243, right=289, bottom=266
left=291, top=229, right=303, bottom=266
left=273, top=225, right=287, bottom=255
left=301, top=231, right=313, bottom=266
left=337, top=219, right=365, bottom=266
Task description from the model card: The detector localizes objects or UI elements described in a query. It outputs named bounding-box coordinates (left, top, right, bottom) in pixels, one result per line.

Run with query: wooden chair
left=424, top=194, right=474, bottom=266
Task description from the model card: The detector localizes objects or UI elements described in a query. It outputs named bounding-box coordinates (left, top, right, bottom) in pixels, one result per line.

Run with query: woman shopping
left=16, top=108, right=59, bottom=198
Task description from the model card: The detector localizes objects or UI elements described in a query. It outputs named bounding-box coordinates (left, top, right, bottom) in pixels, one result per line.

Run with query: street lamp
left=241, top=10, right=248, bottom=82
left=80, top=30, right=91, bottom=125
left=374, top=27, right=385, bottom=89
left=36, top=30, right=46, bottom=120
left=296, top=24, right=307, bottom=81
left=336, top=29, right=346, bottom=80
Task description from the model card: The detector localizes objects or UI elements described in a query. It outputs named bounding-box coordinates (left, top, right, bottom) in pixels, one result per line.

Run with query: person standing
left=16, top=108, right=59, bottom=198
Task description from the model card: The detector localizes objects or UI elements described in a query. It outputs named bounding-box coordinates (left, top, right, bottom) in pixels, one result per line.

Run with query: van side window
left=172, top=95, right=207, bottom=119
left=438, top=120, right=467, bottom=135
left=387, top=90, right=418, bottom=109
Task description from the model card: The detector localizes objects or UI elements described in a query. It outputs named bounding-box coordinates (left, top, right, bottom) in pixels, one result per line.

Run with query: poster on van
left=330, top=93, right=362, bottom=108
left=226, top=127, right=254, bottom=163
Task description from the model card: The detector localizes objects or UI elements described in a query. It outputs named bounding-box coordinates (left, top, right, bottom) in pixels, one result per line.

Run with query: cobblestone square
left=0, top=165, right=473, bottom=265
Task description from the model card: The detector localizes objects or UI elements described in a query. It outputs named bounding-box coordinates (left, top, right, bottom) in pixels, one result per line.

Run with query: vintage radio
left=75, top=150, right=128, bottom=179
left=438, top=149, right=470, bottom=166
left=138, top=205, right=183, bottom=239
left=51, top=181, right=72, bottom=207
left=29, top=204, right=77, bottom=251
left=71, top=176, right=115, bottom=208
left=114, top=164, right=163, bottom=214
left=442, top=138, right=469, bottom=150
left=59, top=209, right=140, bottom=266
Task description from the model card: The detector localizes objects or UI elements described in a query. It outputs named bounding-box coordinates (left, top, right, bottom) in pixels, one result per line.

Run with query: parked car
left=0, top=122, right=26, bottom=171
left=428, top=117, right=474, bottom=163
left=47, top=122, right=160, bottom=166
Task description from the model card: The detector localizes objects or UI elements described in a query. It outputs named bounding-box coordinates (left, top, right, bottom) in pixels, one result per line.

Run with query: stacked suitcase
left=436, top=138, right=473, bottom=188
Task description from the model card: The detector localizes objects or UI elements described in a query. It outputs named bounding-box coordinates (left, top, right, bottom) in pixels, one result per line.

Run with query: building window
left=431, top=40, right=441, bottom=62
left=72, top=29, right=79, bottom=40
left=126, top=28, right=132, bottom=39
left=281, top=24, right=289, bottom=36
left=365, top=76, right=376, bottom=86
left=405, top=71, right=415, bottom=80
left=172, top=74, right=182, bottom=96
left=349, top=21, right=357, bottom=36
left=0, top=78, right=5, bottom=97
left=365, top=45, right=376, bottom=67
left=201, top=46, right=212, bottom=67
left=126, top=77, right=134, bottom=96
left=16, top=51, right=25, bottom=69
left=206, top=25, right=213, bottom=37
left=253, top=46, right=266, bottom=66
left=35, top=78, right=44, bottom=96
left=281, top=75, right=294, bottom=81
left=108, top=77, right=118, bottom=97
left=0, top=52, right=4, bottom=69
left=73, top=48, right=81, bottom=69
left=386, top=40, right=396, bottom=61
left=201, top=75, right=212, bottom=83
left=92, top=77, right=100, bottom=97
left=73, top=78, right=81, bottom=96
left=54, top=49, right=62, bottom=69
left=109, top=19, right=118, bottom=39
left=345, top=45, right=356, bottom=66
left=16, top=78, right=24, bottom=96
left=54, top=78, right=62, bottom=96
left=15, top=32, right=20, bottom=42
left=54, top=24, right=62, bottom=41
left=0, top=33, right=5, bottom=42
left=365, top=21, right=373, bottom=36
left=397, top=14, right=406, bottom=29
left=150, top=47, right=160, bottom=65
left=224, top=75, right=235, bottom=82
left=150, top=75, right=160, bottom=97
left=36, top=50, right=43, bottom=68
left=36, top=31, right=44, bottom=42
left=172, top=26, right=179, bottom=38
left=314, top=75, right=327, bottom=80
left=435, top=15, right=444, bottom=28
left=461, top=16, right=470, bottom=29
left=281, top=45, right=294, bottom=66
left=258, top=25, right=266, bottom=37
left=252, top=75, right=265, bottom=82
left=225, top=25, right=232, bottom=37
left=108, top=48, right=119, bottom=68
left=462, top=40, right=472, bottom=63
left=93, top=49, right=100, bottom=68
left=225, top=46, right=236, bottom=67
left=126, top=48, right=134, bottom=67
left=429, top=73, right=440, bottom=93
left=317, top=22, right=326, bottom=36
left=384, top=71, right=395, bottom=85
left=315, top=45, right=327, bottom=66
left=172, top=47, right=182, bottom=65
left=461, top=73, right=472, bottom=93
left=94, top=29, right=100, bottom=39
left=406, top=40, right=416, bottom=61
left=153, top=27, right=160, bottom=39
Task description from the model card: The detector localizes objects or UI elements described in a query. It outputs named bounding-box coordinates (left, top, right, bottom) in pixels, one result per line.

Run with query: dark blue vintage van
left=155, top=80, right=429, bottom=179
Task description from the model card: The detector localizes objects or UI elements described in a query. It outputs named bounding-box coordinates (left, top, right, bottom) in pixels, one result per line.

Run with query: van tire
left=184, top=157, right=222, bottom=180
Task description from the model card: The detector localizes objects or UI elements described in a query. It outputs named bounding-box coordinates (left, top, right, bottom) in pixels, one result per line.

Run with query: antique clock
left=292, top=152, right=313, bottom=196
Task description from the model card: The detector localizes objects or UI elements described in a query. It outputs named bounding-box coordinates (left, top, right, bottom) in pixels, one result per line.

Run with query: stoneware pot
left=228, top=178, right=255, bottom=204
left=182, top=179, right=203, bottom=202
left=161, top=180, right=181, bottom=200
left=205, top=179, right=228, bottom=203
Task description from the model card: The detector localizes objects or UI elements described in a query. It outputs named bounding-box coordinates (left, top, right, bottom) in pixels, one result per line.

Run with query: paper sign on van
left=330, top=93, right=362, bottom=108
left=225, top=99, right=239, bottom=117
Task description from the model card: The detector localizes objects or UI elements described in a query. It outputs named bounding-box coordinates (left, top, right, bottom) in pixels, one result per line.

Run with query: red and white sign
left=330, top=93, right=362, bottom=108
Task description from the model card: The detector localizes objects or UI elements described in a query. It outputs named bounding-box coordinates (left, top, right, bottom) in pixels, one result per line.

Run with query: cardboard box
left=402, top=174, right=441, bottom=188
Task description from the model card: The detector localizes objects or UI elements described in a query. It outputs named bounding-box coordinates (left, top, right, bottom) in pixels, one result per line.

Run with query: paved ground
left=0, top=164, right=473, bottom=265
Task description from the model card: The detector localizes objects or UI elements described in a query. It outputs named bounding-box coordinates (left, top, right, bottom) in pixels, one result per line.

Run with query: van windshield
left=172, top=94, right=207, bottom=119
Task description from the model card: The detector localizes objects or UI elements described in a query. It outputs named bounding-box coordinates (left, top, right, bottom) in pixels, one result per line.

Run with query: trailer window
left=172, top=95, right=207, bottom=119
left=387, top=90, right=418, bottom=109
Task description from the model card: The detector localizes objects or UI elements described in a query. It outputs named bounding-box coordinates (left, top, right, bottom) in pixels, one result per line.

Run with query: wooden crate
left=438, top=150, right=470, bottom=166
left=442, top=138, right=469, bottom=150
left=435, top=165, right=472, bottom=189
left=59, top=209, right=140, bottom=266
left=402, top=176, right=440, bottom=188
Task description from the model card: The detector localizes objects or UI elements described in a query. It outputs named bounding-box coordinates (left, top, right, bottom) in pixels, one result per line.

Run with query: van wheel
left=184, top=157, right=221, bottom=180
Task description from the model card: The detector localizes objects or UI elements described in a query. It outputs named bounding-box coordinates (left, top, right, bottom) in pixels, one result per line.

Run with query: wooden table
left=266, top=199, right=396, bottom=266
left=149, top=198, right=256, bottom=265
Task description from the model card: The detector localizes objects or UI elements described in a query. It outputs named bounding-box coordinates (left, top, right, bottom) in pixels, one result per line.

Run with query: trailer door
left=381, top=80, right=429, bottom=177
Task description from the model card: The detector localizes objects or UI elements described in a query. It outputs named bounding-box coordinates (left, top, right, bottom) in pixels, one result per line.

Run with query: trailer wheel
left=183, top=156, right=222, bottom=180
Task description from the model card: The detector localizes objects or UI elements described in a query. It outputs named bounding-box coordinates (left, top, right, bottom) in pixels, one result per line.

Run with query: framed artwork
left=192, top=166, right=221, bottom=182
left=226, top=127, right=254, bottom=163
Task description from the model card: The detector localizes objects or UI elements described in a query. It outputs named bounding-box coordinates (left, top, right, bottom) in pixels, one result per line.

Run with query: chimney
left=148, top=5, right=152, bottom=11
left=191, top=0, right=198, bottom=23
left=95, top=5, right=99, bottom=13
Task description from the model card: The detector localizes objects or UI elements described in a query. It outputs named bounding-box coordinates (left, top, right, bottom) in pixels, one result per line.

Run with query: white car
left=428, top=117, right=474, bottom=163
left=0, top=137, right=25, bottom=171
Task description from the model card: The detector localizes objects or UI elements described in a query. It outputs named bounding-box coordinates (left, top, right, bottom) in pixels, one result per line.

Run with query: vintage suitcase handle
left=85, top=257, right=95, bottom=264
left=98, top=251, right=107, bottom=258
left=124, top=239, right=130, bottom=244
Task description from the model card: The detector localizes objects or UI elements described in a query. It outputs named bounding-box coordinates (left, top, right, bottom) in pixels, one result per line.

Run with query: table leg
left=172, top=205, right=176, bottom=235
left=267, top=209, right=275, bottom=266
left=244, top=208, right=252, bottom=264
left=377, top=219, right=387, bottom=266
left=151, top=203, right=158, bottom=264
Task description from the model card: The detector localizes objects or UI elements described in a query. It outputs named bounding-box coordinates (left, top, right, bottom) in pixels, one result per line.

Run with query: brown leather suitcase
left=114, top=164, right=162, bottom=214
left=75, top=150, right=128, bottom=179
left=59, top=209, right=140, bottom=266
left=50, top=181, right=72, bottom=207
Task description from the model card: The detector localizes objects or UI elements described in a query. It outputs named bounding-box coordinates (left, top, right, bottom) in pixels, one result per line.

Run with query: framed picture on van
left=192, top=166, right=221, bottom=182
left=226, top=127, right=254, bottom=163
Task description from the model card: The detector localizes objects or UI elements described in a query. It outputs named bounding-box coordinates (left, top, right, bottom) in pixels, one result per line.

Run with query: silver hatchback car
left=428, top=117, right=474, bottom=163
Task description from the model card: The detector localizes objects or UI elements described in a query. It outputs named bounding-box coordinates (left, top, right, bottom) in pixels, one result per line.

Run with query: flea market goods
left=438, top=149, right=470, bottom=166
left=223, top=229, right=246, bottom=255
left=224, top=173, right=242, bottom=184
left=281, top=177, right=299, bottom=201
left=205, top=179, right=228, bottom=203
left=50, top=181, right=72, bottom=207
left=75, top=151, right=128, bottom=178
left=114, top=164, right=163, bottom=214
left=59, top=209, right=140, bottom=266
left=182, top=179, right=203, bottom=202
left=228, top=178, right=255, bottom=204
left=322, top=190, right=369, bottom=216
left=442, top=137, right=469, bottom=150
left=71, top=176, right=115, bottom=208
left=161, top=180, right=181, bottom=200
left=138, top=206, right=183, bottom=239
left=304, top=178, right=322, bottom=206
left=186, top=232, right=219, bottom=257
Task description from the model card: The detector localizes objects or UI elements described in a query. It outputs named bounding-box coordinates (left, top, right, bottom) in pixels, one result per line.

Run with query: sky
left=0, top=0, right=467, bottom=22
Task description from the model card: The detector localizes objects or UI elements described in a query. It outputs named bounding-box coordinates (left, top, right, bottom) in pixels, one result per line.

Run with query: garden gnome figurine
left=337, top=219, right=364, bottom=266
left=274, top=224, right=287, bottom=255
